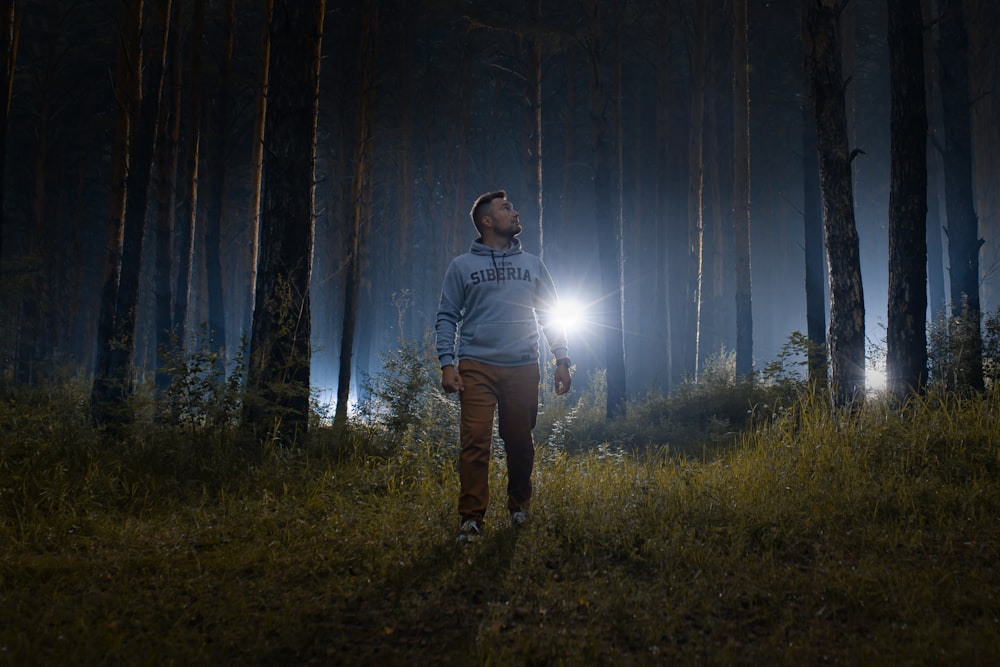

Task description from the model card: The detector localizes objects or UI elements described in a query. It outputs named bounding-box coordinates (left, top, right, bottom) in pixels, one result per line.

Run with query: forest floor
left=3, top=391, right=1000, bottom=665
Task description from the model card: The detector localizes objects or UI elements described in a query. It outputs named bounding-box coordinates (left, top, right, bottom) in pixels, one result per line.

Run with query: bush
left=541, top=339, right=816, bottom=458
left=928, top=298, right=998, bottom=392
left=355, top=334, right=460, bottom=464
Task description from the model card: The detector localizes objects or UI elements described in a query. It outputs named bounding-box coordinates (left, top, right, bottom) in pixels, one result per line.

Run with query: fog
left=2, top=0, right=997, bottom=406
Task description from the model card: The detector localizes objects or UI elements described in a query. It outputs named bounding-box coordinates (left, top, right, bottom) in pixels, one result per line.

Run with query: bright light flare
left=866, top=366, right=887, bottom=392
left=551, top=297, right=588, bottom=337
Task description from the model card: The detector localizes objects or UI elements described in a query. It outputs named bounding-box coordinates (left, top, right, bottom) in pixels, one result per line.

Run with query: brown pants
left=457, top=359, right=540, bottom=523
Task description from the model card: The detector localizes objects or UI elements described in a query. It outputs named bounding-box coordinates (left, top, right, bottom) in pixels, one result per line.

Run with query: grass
left=2, top=382, right=1000, bottom=665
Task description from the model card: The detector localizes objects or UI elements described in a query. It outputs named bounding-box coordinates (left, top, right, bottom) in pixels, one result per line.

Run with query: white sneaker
left=456, top=519, right=481, bottom=543
left=510, top=510, right=527, bottom=527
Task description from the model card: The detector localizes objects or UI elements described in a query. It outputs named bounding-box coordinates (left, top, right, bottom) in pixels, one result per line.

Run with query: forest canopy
left=1, top=0, right=998, bottom=418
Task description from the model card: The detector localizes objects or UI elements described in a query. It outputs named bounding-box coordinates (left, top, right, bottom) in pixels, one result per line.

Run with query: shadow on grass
left=299, top=525, right=523, bottom=665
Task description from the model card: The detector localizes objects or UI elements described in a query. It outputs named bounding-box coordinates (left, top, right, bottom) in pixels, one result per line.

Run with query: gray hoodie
left=435, top=238, right=568, bottom=368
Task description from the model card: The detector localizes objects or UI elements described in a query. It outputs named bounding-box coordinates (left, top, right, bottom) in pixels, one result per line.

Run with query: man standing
left=436, top=190, right=572, bottom=542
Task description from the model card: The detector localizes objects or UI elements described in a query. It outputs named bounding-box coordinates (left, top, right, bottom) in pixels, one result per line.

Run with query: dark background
left=1, top=0, right=997, bottom=408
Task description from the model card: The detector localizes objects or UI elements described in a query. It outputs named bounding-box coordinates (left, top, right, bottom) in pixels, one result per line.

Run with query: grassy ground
left=2, top=389, right=1000, bottom=665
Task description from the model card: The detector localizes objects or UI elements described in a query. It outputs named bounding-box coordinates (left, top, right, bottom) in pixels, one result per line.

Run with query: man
left=435, top=190, right=572, bottom=543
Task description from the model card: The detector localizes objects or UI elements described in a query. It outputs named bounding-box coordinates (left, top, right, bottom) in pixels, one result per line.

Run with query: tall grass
left=2, top=354, right=1000, bottom=664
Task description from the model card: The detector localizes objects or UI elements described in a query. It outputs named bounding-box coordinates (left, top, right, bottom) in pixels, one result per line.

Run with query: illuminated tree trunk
left=733, top=0, right=753, bottom=380
left=586, top=0, right=626, bottom=418
left=886, top=0, right=928, bottom=396
left=335, top=0, right=376, bottom=429
left=937, top=0, right=984, bottom=392
left=245, top=0, right=326, bottom=444
left=803, top=0, right=866, bottom=406
left=172, top=0, right=205, bottom=349
left=246, top=0, right=272, bottom=337
left=922, top=0, right=946, bottom=322
left=92, top=0, right=172, bottom=423
left=685, top=1, right=709, bottom=379
left=687, top=0, right=707, bottom=380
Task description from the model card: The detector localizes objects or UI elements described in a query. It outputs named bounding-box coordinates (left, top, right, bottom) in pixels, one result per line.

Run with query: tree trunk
left=526, top=0, right=543, bottom=257
left=733, top=0, right=753, bottom=380
left=201, top=0, right=236, bottom=367
left=801, top=96, right=828, bottom=390
left=245, top=0, right=326, bottom=444
left=153, top=0, right=182, bottom=390
left=654, top=5, right=673, bottom=388
left=586, top=0, right=626, bottom=418
left=20, top=11, right=55, bottom=384
left=802, top=0, right=866, bottom=406
left=886, top=0, right=927, bottom=397
left=965, top=0, right=998, bottom=313
left=92, top=0, right=171, bottom=423
left=922, top=0, right=946, bottom=322
left=246, top=0, right=273, bottom=338
left=937, top=0, right=984, bottom=391
left=334, top=0, right=376, bottom=429
left=172, top=0, right=205, bottom=349
left=0, top=0, right=21, bottom=259
left=886, top=0, right=928, bottom=396
left=392, top=0, right=414, bottom=339
left=92, top=0, right=138, bottom=395
left=687, top=0, right=707, bottom=381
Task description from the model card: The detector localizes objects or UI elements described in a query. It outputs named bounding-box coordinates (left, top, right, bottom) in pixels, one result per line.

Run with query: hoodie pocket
left=463, top=321, right=538, bottom=362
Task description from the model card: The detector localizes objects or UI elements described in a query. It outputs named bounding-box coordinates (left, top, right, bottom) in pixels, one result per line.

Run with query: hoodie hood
left=470, top=237, right=524, bottom=256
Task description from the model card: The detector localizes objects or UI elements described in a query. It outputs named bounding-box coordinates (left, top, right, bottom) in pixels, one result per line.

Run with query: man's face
left=487, top=198, right=521, bottom=239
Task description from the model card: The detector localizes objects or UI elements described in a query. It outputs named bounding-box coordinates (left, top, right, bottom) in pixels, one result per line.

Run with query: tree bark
left=246, top=0, right=273, bottom=338
left=153, top=0, right=182, bottom=390
left=801, top=96, right=828, bottom=390
left=334, top=0, right=376, bottom=429
left=733, top=0, right=753, bottom=380
left=654, top=5, right=673, bottom=388
left=922, top=0, right=946, bottom=323
left=245, top=0, right=326, bottom=444
left=586, top=0, right=626, bottom=418
left=937, top=0, right=984, bottom=391
left=526, top=0, right=543, bottom=258
left=0, top=0, right=21, bottom=259
left=687, top=0, right=707, bottom=381
left=886, top=0, right=928, bottom=396
left=802, top=0, right=866, bottom=406
left=92, top=0, right=172, bottom=423
left=172, top=0, right=205, bottom=349
left=201, top=0, right=236, bottom=367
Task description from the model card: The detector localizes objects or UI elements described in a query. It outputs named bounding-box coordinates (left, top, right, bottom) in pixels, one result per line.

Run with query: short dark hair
left=470, top=190, right=506, bottom=234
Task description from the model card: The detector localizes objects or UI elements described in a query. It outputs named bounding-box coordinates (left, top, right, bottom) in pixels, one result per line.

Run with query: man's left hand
left=554, top=364, right=572, bottom=395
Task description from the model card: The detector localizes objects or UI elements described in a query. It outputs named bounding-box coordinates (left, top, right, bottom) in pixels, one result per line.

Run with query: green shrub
left=355, top=334, right=460, bottom=464
left=928, top=298, right=997, bottom=392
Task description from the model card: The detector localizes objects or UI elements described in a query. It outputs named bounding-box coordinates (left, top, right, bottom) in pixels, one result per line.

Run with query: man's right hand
left=441, top=365, right=464, bottom=393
